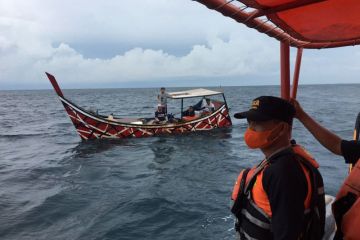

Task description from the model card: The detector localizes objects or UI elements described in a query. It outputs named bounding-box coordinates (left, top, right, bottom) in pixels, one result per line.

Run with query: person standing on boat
left=231, top=96, right=325, bottom=240
left=157, top=87, right=170, bottom=114
left=292, top=99, right=360, bottom=240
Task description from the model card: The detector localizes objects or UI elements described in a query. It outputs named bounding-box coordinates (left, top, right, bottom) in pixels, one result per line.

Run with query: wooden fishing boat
left=195, top=0, right=360, bottom=239
left=46, top=73, right=232, bottom=140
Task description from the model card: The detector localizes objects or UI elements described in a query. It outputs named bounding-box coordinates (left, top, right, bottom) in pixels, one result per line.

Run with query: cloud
left=0, top=0, right=279, bottom=88
left=0, top=31, right=279, bottom=87
left=0, top=0, right=359, bottom=89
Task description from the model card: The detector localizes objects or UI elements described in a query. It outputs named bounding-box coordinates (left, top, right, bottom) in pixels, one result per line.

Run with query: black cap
left=234, top=96, right=295, bottom=124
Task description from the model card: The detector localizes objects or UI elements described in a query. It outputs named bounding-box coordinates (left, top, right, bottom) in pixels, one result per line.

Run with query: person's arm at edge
left=291, top=99, right=342, bottom=155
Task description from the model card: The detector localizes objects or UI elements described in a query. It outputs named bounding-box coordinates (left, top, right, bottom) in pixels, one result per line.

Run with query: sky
left=0, top=0, right=359, bottom=90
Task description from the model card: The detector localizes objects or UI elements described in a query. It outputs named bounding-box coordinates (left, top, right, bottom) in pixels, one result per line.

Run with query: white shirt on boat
left=201, top=99, right=215, bottom=112
left=158, top=92, right=170, bottom=106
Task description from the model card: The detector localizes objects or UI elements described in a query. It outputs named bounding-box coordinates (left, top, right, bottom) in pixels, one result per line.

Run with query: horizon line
left=1, top=82, right=360, bottom=91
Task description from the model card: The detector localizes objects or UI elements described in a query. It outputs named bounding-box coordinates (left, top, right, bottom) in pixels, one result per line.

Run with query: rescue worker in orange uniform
left=292, top=99, right=360, bottom=240
left=232, top=96, right=325, bottom=240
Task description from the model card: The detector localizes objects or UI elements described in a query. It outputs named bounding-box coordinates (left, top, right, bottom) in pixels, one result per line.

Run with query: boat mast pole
left=291, top=48, right=303, bottom=99
left=280, top=41, right=290, bottom=100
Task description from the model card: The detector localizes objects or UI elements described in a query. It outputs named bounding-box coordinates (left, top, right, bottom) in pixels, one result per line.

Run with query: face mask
left=244, top=123, right=287, bottom=149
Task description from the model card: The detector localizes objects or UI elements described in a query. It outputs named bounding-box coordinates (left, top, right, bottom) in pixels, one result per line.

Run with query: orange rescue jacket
left=231, top=144, right=325, bottom=240
left=333, top=158, right=360, bottom=240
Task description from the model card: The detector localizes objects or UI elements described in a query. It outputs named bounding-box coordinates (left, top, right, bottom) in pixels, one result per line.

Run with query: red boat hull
left=46, top=72, right=232, bottom=140
left=60, top=97, right=232, bottom=140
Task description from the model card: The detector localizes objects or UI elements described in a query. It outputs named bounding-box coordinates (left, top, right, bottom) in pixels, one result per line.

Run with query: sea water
left=0, top=84, right=359, bottom=240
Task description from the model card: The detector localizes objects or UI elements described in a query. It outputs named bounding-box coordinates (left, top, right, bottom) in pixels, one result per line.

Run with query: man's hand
left=290, top=98, right=305, bottom=120
left=290, top=98, right=342, bottom=155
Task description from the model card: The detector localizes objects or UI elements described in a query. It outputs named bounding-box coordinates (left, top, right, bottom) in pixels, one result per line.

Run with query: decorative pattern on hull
left=60, top=97, right=232, bottom=140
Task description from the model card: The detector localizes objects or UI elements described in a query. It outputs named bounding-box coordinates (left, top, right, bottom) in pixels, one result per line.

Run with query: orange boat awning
left=197, top=0, right=360, bottom=49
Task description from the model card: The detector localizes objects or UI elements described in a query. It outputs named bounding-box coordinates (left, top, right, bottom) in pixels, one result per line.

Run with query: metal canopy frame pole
left=222, top=93, right=232, bottom=124
left=181, top=98, right=184, bottom=118
left=222, top=93, right=228, bottom=107
left=280, top=41, right=290, bottom=100
left=291, top=48, right=303, bottom=99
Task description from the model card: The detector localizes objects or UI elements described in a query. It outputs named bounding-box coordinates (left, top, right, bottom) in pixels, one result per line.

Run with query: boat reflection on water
left=68, top=126, right=234, bottom=160
left=69, top=139, right=134, bottom=159
left=150, top=138, right=175, bottom=165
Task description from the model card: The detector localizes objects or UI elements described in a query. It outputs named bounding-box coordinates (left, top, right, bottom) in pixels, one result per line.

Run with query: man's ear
left=283, top=123, right=292, bottom=138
